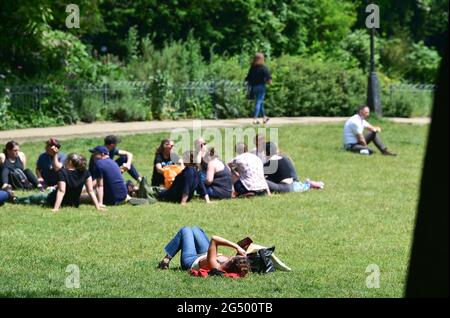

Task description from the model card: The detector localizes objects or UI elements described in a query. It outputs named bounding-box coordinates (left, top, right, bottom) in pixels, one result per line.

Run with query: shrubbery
left=1, top=32, right=436, bottom=130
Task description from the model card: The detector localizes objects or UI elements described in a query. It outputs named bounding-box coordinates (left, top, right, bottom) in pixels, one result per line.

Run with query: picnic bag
left=9, top=168, right=33, bottom=190
left=247, top=246, right=276, bottom=274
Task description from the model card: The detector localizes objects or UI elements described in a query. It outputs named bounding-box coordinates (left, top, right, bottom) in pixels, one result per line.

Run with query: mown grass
left=0, top=122, right=428, bottom=297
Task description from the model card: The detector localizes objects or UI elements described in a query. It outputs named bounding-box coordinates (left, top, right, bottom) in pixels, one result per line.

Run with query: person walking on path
left=245, top=53, right=272, bottom=125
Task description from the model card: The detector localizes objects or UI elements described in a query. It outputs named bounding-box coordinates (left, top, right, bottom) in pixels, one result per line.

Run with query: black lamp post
left=367, top=3, right=382, bottom=116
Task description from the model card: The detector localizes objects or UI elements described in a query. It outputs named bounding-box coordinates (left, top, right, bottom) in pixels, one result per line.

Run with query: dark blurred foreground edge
left=405, top=32, right=449, bottom=298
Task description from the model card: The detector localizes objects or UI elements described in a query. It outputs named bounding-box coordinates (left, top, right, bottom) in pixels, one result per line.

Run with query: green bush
left=382, top=87, right=433, bottom=118
left=39, top=84, right=78, bottom=125
left=265, top=56, right=366, bottom=117
left=107, top=97, right=151, bottom=122
left=382, top=90, right=414, bottom=118
left=78, top=97, right=105, bottom=123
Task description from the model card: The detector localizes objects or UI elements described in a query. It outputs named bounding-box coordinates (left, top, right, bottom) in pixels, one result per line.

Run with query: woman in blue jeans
left=245, top=53, right=272, bottom=125
left=158, top=226, right=250, bottom=277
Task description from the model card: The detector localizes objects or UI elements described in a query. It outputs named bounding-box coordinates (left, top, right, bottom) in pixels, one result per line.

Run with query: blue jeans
left=252, top=84, right=266, bottom=118
left=0, top=190, right=9, bottom=206
left=164, top=226, right=210, bottom=270
left=115, top=156, right=141, bottom=181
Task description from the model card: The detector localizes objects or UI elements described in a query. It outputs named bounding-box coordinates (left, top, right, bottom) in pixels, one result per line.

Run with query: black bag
left=247, top=246, right=276, bottom=274
left=9, top=168, right=33, bottom=190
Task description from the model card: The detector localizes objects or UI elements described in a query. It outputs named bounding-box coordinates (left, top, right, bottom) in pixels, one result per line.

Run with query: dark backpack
left=247, top=246, right=276, bottom=274
left=9, top=168, right=33, bottom=190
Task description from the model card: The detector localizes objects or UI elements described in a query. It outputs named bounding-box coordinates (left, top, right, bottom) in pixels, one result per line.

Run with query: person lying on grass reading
left=158, top=226, right=250, bottom=277
left=264, top=141, right=324, bottom=193
left=156, top=151, right=210, bottom=205
left=13, top=153, right=104, bottom=212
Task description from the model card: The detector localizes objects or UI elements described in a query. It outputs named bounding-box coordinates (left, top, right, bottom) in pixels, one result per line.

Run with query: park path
left=0, top=117, right=430, bottom=143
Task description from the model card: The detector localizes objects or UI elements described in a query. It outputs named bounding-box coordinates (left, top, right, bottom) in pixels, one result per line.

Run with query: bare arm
left=207, top=235, right=246, bottom=270
left=356, top=133, right=368, bottom=146
left=205, top=162, right=216, bottom=186
left=52, top=152, right=63, bottom=172
left=19, top=152, right=27, bottom=169
left=85, top=177, right=104, bottom=211
left=52, top=181, right=66, bottom=212
left=118, top=150, right=133, bottom=169
left=96, top=178, right=104, bottom=206
left=178, top=158, right=185, bottom=169
left=155, top=163, right=164, bottom=175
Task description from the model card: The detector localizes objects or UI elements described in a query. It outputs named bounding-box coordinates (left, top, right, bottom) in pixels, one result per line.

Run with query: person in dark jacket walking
left=245, top=53, right=272, bottom=125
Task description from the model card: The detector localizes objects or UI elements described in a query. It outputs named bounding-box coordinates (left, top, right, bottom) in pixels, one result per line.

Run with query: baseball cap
left=89, top=146, right=109, bottom=155
left=46, top=137, right=61, bottom=149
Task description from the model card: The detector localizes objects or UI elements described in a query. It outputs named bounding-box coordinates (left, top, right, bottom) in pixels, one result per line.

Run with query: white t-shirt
left=343, top=114, right=370, bottom=146
left=191, top=253, right=207, bottom=270
left=231, top=152, right=268, bottom=191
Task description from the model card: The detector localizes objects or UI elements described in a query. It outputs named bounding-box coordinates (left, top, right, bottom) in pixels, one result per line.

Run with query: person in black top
left=157, top=151, right=210, bottom=205
left=245, top=53, right=272, bottom=125
left=203, top=147, right=232, bottom=199
left=14, top=153, right=104, bottom=212
left=263, top=142, right=295, bottom=193
left=1, top=140, right=43, bottom=191
left=264, top=142, right=324, bottom=193
left=151, top=139, right=184, bottom=187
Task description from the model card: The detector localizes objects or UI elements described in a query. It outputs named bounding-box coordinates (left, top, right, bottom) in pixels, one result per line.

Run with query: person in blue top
left=104, top=135, right=142, bottom=183
left=157, top=151, right=210, bottom=205
left=36, top=138, right=67, bottom=188
left=90, top=146, right=129, bottom=206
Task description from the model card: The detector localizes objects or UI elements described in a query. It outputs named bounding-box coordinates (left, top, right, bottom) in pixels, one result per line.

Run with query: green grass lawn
left=0, top=121, right=429, bottom=297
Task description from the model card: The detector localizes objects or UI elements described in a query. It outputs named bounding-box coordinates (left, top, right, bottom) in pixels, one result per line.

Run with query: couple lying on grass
left=6, top=140, right=324, bottom=211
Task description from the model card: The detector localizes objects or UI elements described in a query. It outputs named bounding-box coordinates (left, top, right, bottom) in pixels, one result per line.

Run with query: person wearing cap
left=36, top=138, right=67, bottom=188
left=90, top=146, right=128, bottom=206
left=104, top=135, right=142, bottom=183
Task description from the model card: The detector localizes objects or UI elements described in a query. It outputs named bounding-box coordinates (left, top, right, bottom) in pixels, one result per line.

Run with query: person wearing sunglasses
left=151, top=139, right=184, bottom=187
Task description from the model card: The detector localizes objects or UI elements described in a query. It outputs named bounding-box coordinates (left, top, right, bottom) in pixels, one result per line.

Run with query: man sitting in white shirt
left=343, top=105, right=396, bottom=156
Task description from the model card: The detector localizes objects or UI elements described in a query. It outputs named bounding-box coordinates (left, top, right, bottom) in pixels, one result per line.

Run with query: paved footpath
left=0, top=117, right=430, bottom=143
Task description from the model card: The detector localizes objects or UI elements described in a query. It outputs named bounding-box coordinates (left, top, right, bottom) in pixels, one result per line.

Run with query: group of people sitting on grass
left=0, top=133, right=324, bottom=210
